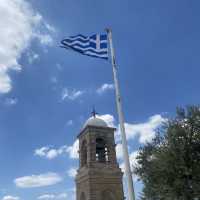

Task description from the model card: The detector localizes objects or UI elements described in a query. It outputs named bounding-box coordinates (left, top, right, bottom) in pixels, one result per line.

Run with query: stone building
left=76, top=115, right=124, bottom=200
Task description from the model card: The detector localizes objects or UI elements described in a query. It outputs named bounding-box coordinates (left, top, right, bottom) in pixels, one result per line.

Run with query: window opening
left=81, top=141, right=87, bottom=166
left=96, top=138, right=109, bottom=162
left=80, top=192, right=86, bottom=200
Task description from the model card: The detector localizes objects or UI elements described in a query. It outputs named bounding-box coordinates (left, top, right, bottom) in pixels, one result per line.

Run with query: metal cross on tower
left=91, top=107, right=98, bottom=118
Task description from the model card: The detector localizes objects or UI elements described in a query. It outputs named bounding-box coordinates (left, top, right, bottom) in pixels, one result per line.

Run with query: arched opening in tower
left=81, top=140, right=87, bottom=166
left=80, top=192, right=86, bottom=200
left=96, top=138, right=109, bottom=162
left=102, top=190, right=116, bottom=200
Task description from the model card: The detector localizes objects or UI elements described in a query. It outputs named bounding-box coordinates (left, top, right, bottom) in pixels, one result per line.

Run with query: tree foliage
left=135, top=106, right=200, bottom=200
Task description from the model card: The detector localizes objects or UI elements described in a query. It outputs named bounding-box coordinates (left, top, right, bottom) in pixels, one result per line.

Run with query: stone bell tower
left=75, top=114, right=124, bottom=200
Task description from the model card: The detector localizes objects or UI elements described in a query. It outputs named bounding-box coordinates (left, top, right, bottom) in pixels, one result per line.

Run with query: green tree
left=135, top=106, right=200, bottom=200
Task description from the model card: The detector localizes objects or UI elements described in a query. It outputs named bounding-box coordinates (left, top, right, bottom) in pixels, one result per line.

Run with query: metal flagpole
left=106, top=28, right=135, bottom=200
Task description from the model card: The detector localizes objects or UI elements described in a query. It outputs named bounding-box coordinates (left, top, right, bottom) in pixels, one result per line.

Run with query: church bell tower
left=76, top=114, right=124, bottom=200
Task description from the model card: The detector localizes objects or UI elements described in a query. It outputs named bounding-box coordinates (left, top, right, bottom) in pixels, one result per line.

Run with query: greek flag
left=61, top=34, right=108, bottom=59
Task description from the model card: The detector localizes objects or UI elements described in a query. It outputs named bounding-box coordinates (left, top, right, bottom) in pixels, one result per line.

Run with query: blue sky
left=0, top=0, right=200, bottom=200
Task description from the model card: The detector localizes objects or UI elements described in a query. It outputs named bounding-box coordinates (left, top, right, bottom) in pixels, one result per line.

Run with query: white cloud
left=45, top=149, right=59, bottom=160
left=61, top=88, right=84, bottom=101
left=67, top=167, right=77, bottom=178
left=0, top=0, right=54, bottom=94
left=56, top=193, right=68, bottom=199
left=34, top=146, right=63, bottom=160
left=27, top=51, right=39, bottom=64
left=116, top=143, right=132, bottom=160
left=0, top=72, right=11, bottom=93
left=34, top=146, right=50, bottom=157
left=66, top=140, right=79, bottom=159
left=4, top=97, right=18, bottom=106
left=14, top=172, right=62, bottom=188
left=120, top=151, right=140, bottom=183
left=97, top=114, right=165, bottom=144
left=129, top=151, right=140, bottom=170
left=34, top=140, right=79, bottom=160
left=121, top=114, right=166, bottom=144
left=45, top=24, right=56, bottom=33
left=120, top=150, right=139, bottom=173
left=97, top=83, right=114, bottom=94
left=97, top=114, right=115, bottom=127
left=66, top=120, right=73, bottom=126
left=38, top=195, right=55, bottom=200
left=115, top=143, right=123, bottom=160
left=35, top=34, right=53, bottom=46
left=38, top=193, right=67, bottom=200
left=2, top=196, right=20, bottom=200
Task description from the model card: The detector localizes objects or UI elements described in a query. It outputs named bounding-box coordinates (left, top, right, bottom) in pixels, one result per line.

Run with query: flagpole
left=106, top=28, right=135, bottom=200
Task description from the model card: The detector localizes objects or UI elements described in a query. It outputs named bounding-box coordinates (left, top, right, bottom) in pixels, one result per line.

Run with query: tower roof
left=83, top=117, right=108, bottom=128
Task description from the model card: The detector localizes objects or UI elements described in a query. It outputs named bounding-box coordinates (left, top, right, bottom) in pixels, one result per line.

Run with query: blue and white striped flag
left=61, top=34, right=108, bottom=59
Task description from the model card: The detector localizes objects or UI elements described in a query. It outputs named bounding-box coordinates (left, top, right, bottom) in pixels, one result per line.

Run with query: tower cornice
left=77, top=125, right=116, bottom=138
